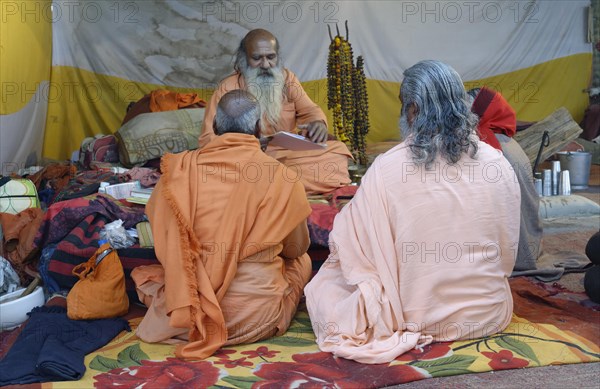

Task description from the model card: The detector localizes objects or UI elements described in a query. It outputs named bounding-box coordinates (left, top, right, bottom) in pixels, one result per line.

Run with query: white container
left=0, top=286, right=45, bottom=331
left=551, top=160, right=561, bottom=195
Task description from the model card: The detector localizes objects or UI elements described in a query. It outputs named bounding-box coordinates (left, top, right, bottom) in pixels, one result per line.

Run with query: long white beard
left=242, top=66, right=285, bottom=133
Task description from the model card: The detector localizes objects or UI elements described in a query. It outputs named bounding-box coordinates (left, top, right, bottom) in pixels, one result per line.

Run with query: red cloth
left=471, top=87, right=517, bottom=150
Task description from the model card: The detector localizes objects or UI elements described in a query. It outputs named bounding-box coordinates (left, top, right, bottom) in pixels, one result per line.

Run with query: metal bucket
left=557, top=151, right=592, bottom=189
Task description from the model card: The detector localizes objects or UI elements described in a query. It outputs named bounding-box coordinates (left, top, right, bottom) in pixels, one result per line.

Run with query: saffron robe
left=199, top=69, right=352, bottom=195
left=305, top=141, right=521, bottom=364
left=132, top=133, right=312, bottom=359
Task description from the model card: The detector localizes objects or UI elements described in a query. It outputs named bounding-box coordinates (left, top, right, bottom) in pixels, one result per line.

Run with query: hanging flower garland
left=353, top=55, right=369, bottom=165
left=327, top=22, right=370, bottom=165
left=327, top=27, right=353, bottom=144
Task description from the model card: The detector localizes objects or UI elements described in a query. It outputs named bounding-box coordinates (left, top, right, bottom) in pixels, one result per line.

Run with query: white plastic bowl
left=0, top=286, right=45, bottom=331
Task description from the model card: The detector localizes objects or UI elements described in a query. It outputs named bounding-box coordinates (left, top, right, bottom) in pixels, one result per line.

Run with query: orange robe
left=199, top=70, right=352, bottom=195
left=148, top=90, right=205, bottom=112
left=0, top=208, right=44, bottom=281
left=132, top=133, right=312, bottom=359
left=305, top=141, right=521, bottom=363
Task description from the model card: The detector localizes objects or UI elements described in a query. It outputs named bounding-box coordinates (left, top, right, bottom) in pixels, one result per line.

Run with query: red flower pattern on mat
left=93, top=358, right=219, bottom=389
left=395, top=342, right=452, bottom=362
left=242, top=346, right=280, bottom=359
left=253, top=351, right=427, bottom=388
left=215, top=357, right=254, bottom=368
left=481, top=350, right=530, bottom=370
left=213, top=348, right=237, bottom=359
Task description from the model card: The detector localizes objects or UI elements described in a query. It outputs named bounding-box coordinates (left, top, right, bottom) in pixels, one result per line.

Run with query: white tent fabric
left=0, top=83, right=48, bottom=175
left=51, top=0, right=589, bottom=85
left=1, top=0, right=593, bottom=165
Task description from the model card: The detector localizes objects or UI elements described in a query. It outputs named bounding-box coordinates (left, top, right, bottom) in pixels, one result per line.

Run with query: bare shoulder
left=283, top=68, right=297, bottom=82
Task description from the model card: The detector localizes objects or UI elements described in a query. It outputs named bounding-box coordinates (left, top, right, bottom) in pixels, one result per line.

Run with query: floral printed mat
left=47, top=278, right=599, bottom=389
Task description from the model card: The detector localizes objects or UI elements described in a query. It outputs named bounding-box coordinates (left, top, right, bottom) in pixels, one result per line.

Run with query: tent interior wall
left=0, top=0, right=596, bottom=175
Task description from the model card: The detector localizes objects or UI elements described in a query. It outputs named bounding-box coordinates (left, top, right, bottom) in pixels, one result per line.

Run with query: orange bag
left=67, top=242, right=129, bottom=320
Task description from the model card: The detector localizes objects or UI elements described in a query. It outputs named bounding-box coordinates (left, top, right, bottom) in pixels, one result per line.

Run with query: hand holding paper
left=298, top=121, right=329, bottom=143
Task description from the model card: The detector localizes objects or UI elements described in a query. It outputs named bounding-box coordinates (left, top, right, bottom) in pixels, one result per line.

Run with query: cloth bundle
left=0, top=306, right=129, bottom=385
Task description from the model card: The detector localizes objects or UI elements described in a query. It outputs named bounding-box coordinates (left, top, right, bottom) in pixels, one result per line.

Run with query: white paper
left=104, top=181, right=141, bottom=199
left=267, top=132, right=327, bottom=151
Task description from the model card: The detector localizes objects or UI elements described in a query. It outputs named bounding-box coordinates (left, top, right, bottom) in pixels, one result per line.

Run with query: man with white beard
left=199, top=29, right=352, bottom=195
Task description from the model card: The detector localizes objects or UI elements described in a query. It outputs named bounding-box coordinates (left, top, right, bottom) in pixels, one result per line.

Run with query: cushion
left=0, top=179, right=40, bottom=214
left=539, top=195, right=600, bottom=218
left=115, top=108, right=204, bottom=167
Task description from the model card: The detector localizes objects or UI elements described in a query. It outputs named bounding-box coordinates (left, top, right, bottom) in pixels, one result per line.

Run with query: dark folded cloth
left=0, top=306, right=129, bottom=385
left=516, top=120, right=536, bottom=131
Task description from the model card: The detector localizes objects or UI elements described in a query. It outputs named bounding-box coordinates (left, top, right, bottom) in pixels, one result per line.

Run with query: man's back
left=191, top=133, right=286, bottom=249
left=133, top=91, right=313, bottom=360
left=185, top=133, right=311, bottom=345
left=379, top=141, right=520, bottom=338
left=305, top=140, right=520, bottom=363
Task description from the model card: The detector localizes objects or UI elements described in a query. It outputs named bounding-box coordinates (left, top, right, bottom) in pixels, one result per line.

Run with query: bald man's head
left=244, top=29, right=277, bottom=47
left=214, top=90, right=261, bottom=137
left=234, top=29, right=280, bottom=72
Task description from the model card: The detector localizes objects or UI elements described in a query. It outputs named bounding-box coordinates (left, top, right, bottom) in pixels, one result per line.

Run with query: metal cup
left=551, top=160, right=561, bottom=196
left=534, top=178, right=543, bottom=197
left=559, top=170, right=571, bottom=196
left=542, top=169, right=552, bottom=196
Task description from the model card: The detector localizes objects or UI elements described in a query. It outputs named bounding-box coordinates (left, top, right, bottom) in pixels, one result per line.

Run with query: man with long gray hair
left=132, top=90, right=313, bottom=360
left=305, top=60, right=521, bottom=363
left=199, top=29, right=353, bottom=195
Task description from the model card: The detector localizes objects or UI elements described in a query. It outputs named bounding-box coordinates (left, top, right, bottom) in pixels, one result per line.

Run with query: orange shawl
left=146, top=133, right=310, bottom=359
left=472, top=87, right=516, bottom=150
left=149, top=90, right=205, bottom=112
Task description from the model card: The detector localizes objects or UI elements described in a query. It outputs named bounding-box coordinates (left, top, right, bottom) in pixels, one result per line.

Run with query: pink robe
left=305, top=141, right=521, bottom=364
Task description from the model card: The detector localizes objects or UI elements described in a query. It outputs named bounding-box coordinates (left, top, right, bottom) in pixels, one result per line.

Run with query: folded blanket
left=0, top=306, right=129, bottom=385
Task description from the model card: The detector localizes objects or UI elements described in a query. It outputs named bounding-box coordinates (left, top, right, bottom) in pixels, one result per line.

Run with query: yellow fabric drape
left=0, top=0, right=52, bottom=115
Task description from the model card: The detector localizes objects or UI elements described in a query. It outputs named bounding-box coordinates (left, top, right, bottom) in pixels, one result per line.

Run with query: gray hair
left=400, top=60, right=479, bottom=168
left=214, top=90, right=261, bottom=135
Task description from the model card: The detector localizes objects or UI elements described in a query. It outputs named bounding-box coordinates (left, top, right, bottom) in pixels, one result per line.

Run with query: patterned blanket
left=10, top=277, right=593, bottom=389
left=34, top=194, right=158, bottom=303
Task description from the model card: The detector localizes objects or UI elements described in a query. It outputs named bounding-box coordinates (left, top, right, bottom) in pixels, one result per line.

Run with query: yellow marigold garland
left=353, top=56, right=369, bottom=165
left=327, top=22, right=370, bottom=165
